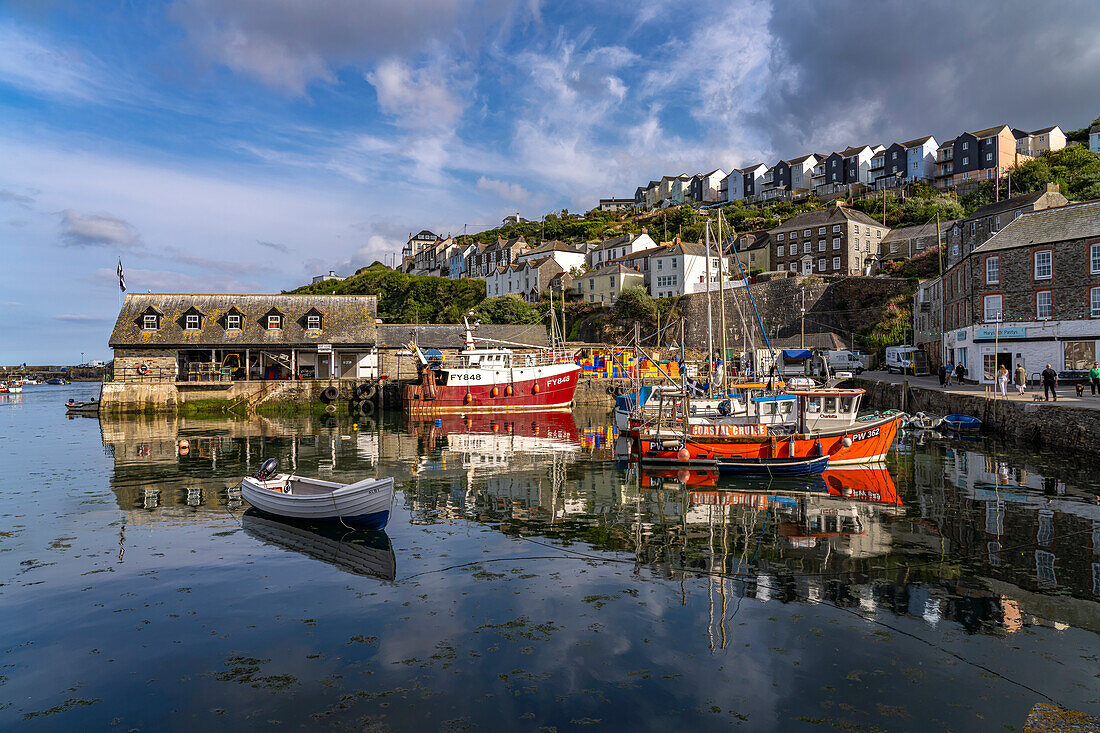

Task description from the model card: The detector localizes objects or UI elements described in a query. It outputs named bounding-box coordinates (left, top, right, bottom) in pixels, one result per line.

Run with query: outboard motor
left=255, top=458, right=279, bottom=481
left=717, top=399, right=732, bottom=417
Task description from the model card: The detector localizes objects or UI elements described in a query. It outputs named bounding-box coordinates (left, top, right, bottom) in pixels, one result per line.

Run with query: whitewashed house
left=649, top=240, right=726, bottom=298
left=515, top=241, right=586, bottom=272
left=587, top=231, right=658, bottom=268
left=788, top=154, right=820, bottom=192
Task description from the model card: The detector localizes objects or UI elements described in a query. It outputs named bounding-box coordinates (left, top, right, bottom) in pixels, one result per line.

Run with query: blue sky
left=2, top=0, right=1099, bottom=363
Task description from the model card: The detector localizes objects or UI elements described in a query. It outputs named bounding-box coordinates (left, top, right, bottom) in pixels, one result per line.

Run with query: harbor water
left=1, top=383, right=1099, bottom=730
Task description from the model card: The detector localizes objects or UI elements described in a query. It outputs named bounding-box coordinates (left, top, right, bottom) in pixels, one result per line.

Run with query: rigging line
left=723, top=224, right=773, bottom=355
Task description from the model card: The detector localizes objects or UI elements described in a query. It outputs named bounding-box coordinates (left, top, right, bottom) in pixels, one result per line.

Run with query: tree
left=472, top=294, right=541, bottom=324
left=613, top=286, right=658, bottom=323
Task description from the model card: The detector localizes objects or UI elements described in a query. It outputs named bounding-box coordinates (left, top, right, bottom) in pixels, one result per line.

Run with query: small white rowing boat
left=240, top=459, right=394, bottom=529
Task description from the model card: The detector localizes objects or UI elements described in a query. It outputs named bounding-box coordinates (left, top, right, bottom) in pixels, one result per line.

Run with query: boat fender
left=676, top=447, right=691, bottom=463
left=718, top=399, right=731, bottom=416
left=137, top=363, right=149, bottom=375
left=533, top=384, right=540, bottom=394
left=606, top=386, right=615, bottom=395
left=178, top=439, right=190, bottom=450
left=255, top=458, right=278, bottom=481
left=505, top=385, right=513, bottom=396
left=464, top=392, right=473, bottom=404
left=811, top=440, right=823, bottom=457
left=491, top=386, right=499, bottom=397
left=325, top=403, right=337, bottom=414
left=841, top=436, right=852, bottom=447
left=358, top=399, right=374, bottom=415
left=320, top=386, right=338, bottom=403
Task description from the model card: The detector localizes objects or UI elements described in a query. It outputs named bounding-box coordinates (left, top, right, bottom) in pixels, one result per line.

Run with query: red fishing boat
left=636, top=387, right=903, bottom=466
left=403, top=321, right=580, bottom=414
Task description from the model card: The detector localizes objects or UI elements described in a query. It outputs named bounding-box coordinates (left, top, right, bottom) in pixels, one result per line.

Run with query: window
left=832, top=237, right=841, bottom=250
left=1034, top=250, right=1052, bottom=279
left=832, top=256, right=841, bottom=269
left=1092, top=287, right=1100, bottom=318
left=818, top=227, right=826, bottom=235
left=891, top=151, right=897, bottom=160
left=803, top=229, right=811, bottom=237
left=777, top=233, right=784, bottom=241
left=185, top=314, right=200, bottom=330
left=985, top=152, right=992, bottom=162
left=226, top=313, right=241, bottom=330
left=818, top=241, right=825, bottom=252
left=983, top=353, right=997, bottom=381
left=789, top=244, right=797, bottom=256
left=671, top=259, right=678, bottom=269
left=962, top=141, right=969, bottom=150
left=832, top=225, right=841, bottom=233
left=983, top=294, right=1002, bottom=322
left=790, top=263, right=798, bottom=272
left=962, top=156, right=969, bottom=165
left=818, top=258, right=826, bottom=271
left=1091, top=243, right=1100, bottom=274
left=986, top=256, right=999, bottom=284
left=307, top=314, right=321, bottom=330
left=657, top=259, right=662, bottom=269
left=1065, top=341, right=1095, bottom=371
left=610, top=276, right=616, bottom=287
left=267, top=314, right=282, bottom=329
left=803, top=243, right=811, bottom=254
left=1036, top=291, right=1052, bottom=319
left=890, top=242, right=898, bottom=253
left=142, top=314, right=158, bottom=330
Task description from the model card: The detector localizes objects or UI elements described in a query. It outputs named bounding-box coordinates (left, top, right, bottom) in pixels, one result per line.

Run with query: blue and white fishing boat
left=941, top=414, right=981, bottom=434
left=240, top=459, right=394, bottom=529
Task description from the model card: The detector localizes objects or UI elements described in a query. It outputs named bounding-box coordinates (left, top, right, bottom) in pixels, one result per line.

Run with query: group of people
left=943, top=360, right=1100, bottom=401
left=936, top=362, right=966, bottom=387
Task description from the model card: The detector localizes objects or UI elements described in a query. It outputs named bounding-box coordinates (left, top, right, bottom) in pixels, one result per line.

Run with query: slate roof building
left=943, top=200, right=1100, bottom=384
left=108, top=293, right=378, bottom=382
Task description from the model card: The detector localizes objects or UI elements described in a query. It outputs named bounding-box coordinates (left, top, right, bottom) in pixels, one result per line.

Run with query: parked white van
left=885, top=346, right=929, bottom=375
left=825, top=350, right=865, bottom=375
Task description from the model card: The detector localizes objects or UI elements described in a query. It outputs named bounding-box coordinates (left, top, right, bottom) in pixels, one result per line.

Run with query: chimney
left=1045, top=182, right=1059, bottom=193
left=641, top=226, right=647, bottom=234
left=329, top=270, right=335, bottom=277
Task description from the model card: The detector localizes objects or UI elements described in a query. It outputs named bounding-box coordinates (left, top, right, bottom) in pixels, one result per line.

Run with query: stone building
left=944, top=200, right=1100, bottom=383
left=108, top=293, right=378, bottom=383
left=944, top=184, right=1069, bottom=269
left=770, top=206, right=889, bottom=276
left=881, top=220, right=956, bottom=263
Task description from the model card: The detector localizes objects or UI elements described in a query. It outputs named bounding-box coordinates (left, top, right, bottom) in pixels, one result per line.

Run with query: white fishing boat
left=240, top=459, right=394, bottom=529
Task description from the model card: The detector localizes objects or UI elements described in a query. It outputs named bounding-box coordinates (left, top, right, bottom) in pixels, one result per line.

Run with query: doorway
left=997, top=352, right=1012, bottom=372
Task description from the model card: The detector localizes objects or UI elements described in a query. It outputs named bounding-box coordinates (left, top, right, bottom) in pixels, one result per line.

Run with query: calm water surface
left=2, top=383, right=1099, bottom=731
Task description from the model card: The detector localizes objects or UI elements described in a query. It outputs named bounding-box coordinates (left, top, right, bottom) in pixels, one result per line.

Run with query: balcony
left=937, top=150, right=953, bottom=162
left=811, top=166, right=825, bottom=177
left=870, top=157, right=885, bottom=169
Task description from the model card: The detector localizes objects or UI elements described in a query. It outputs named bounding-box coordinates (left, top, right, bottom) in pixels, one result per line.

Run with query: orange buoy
left=533, top=383, right=540, bottom=394
left=676, top=447, right=690, bottom=462
left=492, top=423, right=499, bottom=433
left=491, top=386, right=499, bottom=397
left=505, top=385, right=513, bottom=396
left=464, top=392, right=473, bottom=404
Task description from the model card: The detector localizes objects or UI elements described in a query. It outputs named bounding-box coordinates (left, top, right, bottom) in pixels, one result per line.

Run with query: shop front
left=947, top=322, right=1100, bottom=384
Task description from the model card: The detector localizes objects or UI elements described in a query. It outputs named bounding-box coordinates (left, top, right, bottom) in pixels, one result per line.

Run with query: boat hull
left=716, top=455, right=830, bottom=477
left=638, top=413, right=903, bottom=466
left=404, top=364, right=580, bottom=414
left=241, top=474, right=394, bottom=528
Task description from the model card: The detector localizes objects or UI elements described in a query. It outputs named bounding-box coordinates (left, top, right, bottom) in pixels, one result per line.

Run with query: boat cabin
left=460, top=349, right=513, bottom=368
left=790, top=389, right=864, bottom=431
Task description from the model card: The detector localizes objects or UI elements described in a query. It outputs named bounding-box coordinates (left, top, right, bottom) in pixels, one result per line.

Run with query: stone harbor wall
left=857, top=378, right=1100, bottom=452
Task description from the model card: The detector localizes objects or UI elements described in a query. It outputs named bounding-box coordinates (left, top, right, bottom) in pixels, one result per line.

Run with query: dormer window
left=143, top=314, right=158, bottom=330
left=226, top=314, right=241, bottom=330
left=185, top=314, right=200, bottom=330
left=307, top=315, right=321, bottom=330
left=268, top=315, right=282, bottom=330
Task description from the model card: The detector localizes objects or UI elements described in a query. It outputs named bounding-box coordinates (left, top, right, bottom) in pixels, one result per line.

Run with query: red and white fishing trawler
left=403, top=320, right=580, bottom=414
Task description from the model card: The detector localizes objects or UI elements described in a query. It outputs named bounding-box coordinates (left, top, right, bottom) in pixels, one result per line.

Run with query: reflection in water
left=48, top=404, right=1100, bottom=728
left=242, top=510, right=396, bottom=581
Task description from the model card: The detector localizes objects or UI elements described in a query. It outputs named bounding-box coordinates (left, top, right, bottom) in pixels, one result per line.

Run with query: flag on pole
left=117, top=258, right=126, bottom=292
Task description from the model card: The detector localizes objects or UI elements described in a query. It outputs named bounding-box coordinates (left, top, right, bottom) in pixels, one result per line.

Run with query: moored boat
left=716, top=454, right=830, bottom=477
left=65, top=398, right=100, bottom=413
left=403, top=319, right=579, bottom=414
left=941, top=414, right=981, bottom=434
left=240, top=459, right=394, bottom=529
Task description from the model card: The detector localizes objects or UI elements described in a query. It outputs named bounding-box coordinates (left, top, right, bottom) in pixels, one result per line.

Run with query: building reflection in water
left=98, top=411, right=1100, bottom=641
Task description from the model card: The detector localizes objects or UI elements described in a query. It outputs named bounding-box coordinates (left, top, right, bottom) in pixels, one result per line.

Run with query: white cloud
left=0, top=23, right=99, bottom=101
left=475, top=176, right=530, bottom=204
left=367, top=58, right=468, bottom=131
left=58, top=210, right=143, bottom=249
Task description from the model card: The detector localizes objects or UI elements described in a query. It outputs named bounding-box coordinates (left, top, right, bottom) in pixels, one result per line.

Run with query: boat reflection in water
left=242, top=510, right=396, bottom=581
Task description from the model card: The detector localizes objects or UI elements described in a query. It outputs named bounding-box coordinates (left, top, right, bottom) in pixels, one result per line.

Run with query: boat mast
left=716, top=213, right=729, bottom=392
left=703, top=220, right=715, bottom=394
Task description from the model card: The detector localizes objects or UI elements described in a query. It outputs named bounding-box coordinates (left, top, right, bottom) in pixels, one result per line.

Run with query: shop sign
left=975, top=327, right=1026, bottom=339
left=317, top=343, right=333, bottom=353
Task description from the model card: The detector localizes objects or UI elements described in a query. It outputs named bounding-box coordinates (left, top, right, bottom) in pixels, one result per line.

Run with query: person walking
left=944, top=361, right=954, bottom=386
left=1090, top=362, right=1100, bottom=395
left=1014, top=363, right=1027, bottom=395
left=1041, top=364, right=1058, bottom=402
left=937, top=363, right=947, bottom=387
left=954, top=362, right=965, bottom=385
left=997, top=365, right=1010, bottom=397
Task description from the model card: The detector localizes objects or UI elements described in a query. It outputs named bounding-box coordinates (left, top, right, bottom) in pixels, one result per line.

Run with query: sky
left=2, top=0, right=1100, bottom=363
